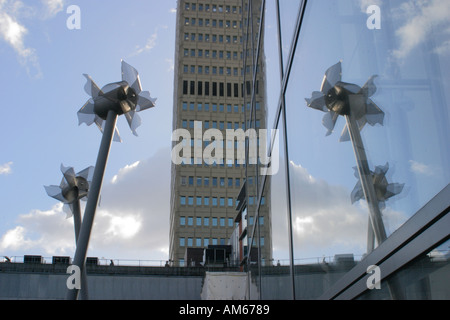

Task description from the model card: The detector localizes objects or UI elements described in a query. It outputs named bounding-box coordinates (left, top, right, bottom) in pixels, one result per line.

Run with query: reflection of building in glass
left=169, top=0, right=272, bottom=267
left=244, top=0, right=450, bottom=300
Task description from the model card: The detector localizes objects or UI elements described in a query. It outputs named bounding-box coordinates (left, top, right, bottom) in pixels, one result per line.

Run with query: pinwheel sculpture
left=45, top=164, right=94, bottom=300
left=351, top=163, right=405, bottom=210
left=45, top=164, right=94, bottom=220
left=305, top=61, right=384, bottom=141
left=306, top=61, right=398, bottom=253
left=78, top=60, right=157, bottom=142
left=67, top=60, right=156, bottom=300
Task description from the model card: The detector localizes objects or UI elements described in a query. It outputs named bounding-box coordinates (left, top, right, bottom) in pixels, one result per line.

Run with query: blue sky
left=0, top=0, right=177, bottom=261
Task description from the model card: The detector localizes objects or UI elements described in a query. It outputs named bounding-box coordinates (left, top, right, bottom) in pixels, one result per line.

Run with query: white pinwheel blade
left=83, top=74, right=102, bottom=98
left=63, top=204, right=73, bottom=219
left=124, top=110, right=141, bottom=136
left=77, top=166, right=95, bottom=183
left=121, top=60, right=142, bottom=93
left=137, top=91, right=156, bottom=112
left=61, top=164, right=77, bottom=186
left=339, top=124, right=350, bottom=142
left=94, top=116, right=122, bottom=143
left=361, top=75, right=378, bottom=97
left=44, top=185, right=65, bottom=203
left=322, top=111, right=338, bottom=136
left=350, top=180, right=364, bottom=204
left=78, top=100, right=96, bottom=126
left=305, top=91, right=326, bottom=112
left=321, top=61, right=342, bottom=93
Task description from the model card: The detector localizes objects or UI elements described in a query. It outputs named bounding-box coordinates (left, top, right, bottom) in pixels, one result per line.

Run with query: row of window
left=180, top=195, right=266, bottom=206
left=184, top=3, right=242, bottom=15
left=182, top=80, right=259, bottom=97
left=181, top=119, right=261, bottom=130
left=180, top=216, right=264, bottom=228
left=180, top=195, right=236, bottom=207
left=180, top=237, right=265, bottom=248
left=183, top=47, right=241, bottom=60
left=184, top=65, right=241, bottom=77
left=181, top=101, right=261, bottom=113
left=181, top=176, right=242, bottom=188
left=184, top=18, right=242, bottom=30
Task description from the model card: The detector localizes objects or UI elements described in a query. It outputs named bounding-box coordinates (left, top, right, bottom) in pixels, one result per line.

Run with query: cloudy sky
left=0, top=0, right=177, bottom=262
left=1, top=0, right=449, bottom=265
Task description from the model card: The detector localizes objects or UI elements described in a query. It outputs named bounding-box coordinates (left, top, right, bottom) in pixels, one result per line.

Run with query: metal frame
left=320, top=184, right=450, bottom=299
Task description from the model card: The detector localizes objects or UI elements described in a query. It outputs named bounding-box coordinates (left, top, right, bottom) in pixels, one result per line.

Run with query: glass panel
left=283, top=0, right=450, bottom=299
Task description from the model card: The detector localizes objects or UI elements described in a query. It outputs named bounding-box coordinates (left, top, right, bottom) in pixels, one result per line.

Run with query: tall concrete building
left=170, top=0, right=271, bottom=266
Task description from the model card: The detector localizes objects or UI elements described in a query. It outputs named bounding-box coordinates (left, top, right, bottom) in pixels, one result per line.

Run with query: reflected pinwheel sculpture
left=78, top=60, right=156, bottom=142
left=305, top=61, right=384, bottom=141
left=351, top=163, right=405, bottom=210
left=44, top=164, right=94, bottom=218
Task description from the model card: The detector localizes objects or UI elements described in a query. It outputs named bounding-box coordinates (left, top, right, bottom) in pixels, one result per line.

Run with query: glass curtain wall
left=244, top=0, right=450, bottom=300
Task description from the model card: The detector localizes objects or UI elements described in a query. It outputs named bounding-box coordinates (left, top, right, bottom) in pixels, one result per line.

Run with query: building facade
left=169, top=0, right=272, bottom=267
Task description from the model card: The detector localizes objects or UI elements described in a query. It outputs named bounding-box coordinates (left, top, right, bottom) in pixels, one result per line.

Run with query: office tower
left=169, top=0, right=271, bottom=266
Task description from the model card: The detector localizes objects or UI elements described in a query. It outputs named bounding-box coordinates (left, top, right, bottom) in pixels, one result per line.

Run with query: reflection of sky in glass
left=268, top=0, right=450, bottom=260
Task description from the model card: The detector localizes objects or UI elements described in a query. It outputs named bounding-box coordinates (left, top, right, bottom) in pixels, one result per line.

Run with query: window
left=180, top=196, right=186, bottom=205
left=196, top=197, right=202, bottom=206
left=219, top=198, right=225, bottom=207
left=220, top=218, right=225, bottom=227
left=180, top=238, right=185, bottom=247
left=212, top=217, right=218, bottom=226
left=187, top=238, right=193, bottom=247
left=228, top=198, right=233, bottom=207
left=188, top=217, right=193, bottom=226
left=196, top=238, right=202, bottom=247
left=180, top=217, right=186, bottom=226
left=204, top=217, right=209, bottom=226
left=212, top=197, right=218, bottom=206
left=196, top=217, right=202, bottom=226
left=188, top=197, right=194, bottom=206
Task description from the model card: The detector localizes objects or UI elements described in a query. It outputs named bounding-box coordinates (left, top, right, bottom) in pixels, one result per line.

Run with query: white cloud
left=0, top=148, right=172, bottom=261
left=271, top=161, right=407, bottom=259
left=0, top=161, right=13, bottom=175
left=393, top=0, right=450, bottom=58
left=131, top=25, right=168, bottom=56
left=409, top=160, right=434, bottom=176
left=41, top=0, right=64, bottom=18
left=169, top=8, right=177, bottom=14
left=0, top=0, right=41, bottom=77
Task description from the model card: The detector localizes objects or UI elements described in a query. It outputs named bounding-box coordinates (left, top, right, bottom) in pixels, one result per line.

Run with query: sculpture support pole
left=345, top=114, right=387, bottom=248
left=67, top=110, right=117, bottom=300
left=71, top=200, right=89, bottom=300
left=346, top=114, right=404, bottom=300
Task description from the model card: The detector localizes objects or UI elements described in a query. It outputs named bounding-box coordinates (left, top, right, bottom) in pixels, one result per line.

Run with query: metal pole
left=71, top=200, right=89, bottom=300
left=345, top=115, right=387, bottom=247
left=67, top=110, right=118, bottom=300
left=346, top=114, right=404, bottom=300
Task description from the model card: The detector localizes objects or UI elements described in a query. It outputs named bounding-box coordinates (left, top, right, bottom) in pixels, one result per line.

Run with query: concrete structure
left=2, top=254, right=448, bottom=300
left=169, top=0, right=271, bottom=266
